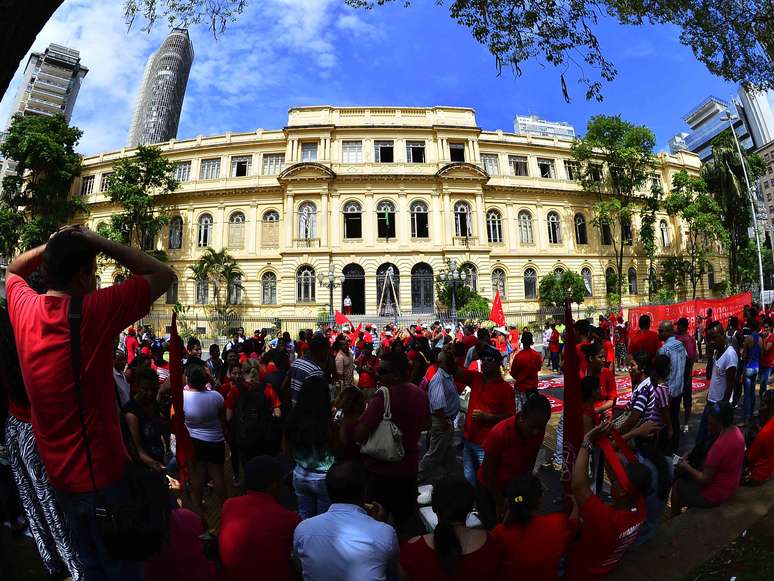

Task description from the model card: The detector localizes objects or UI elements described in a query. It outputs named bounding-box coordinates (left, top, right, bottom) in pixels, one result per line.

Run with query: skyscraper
left=127, top=28, right=194, bottom=147
left=515, top=115, right=575, bottom=139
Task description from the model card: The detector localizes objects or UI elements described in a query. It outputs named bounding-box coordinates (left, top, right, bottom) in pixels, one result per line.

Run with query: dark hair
left=709, top=400, right=734, bottom=427
left=522, top=331, right=534, bottom=347
left=523, top=394, right=551, bottom=418
left=677, top=317, right=689, bottom=329
left=624, top=462, right=653, bottom=498
left=631, top=351, right=652, bottom=376
left=574, top=319, right=590, bottom=337
left=334, top=386, right=365, bottom=416
left=325, top=461, right=366, bottom=504
left=187, top=366, right=207, bottom=390
left=187, top=337, right=201, bottom=350
left=135, top=367, right=159, bottom=389
left=285, top=376, right=332, bottom=459
left=477, top=328, right=490, bottom=340
left=638, top=315, right=651, bottom=330
left=581, top=375, right=601, bottom=402
left=651, top=354, right=671, bottom=383
left=431, top=476, right=475, bottom=577
left=503, top=474, right=542, bottom=527
left=581, top=341, right=602, bottom=361
left=42, top=229, right=97, bottom=290
left=380, top=350, right=409, bottom=378
left=209, top=343, right=220, bottom=354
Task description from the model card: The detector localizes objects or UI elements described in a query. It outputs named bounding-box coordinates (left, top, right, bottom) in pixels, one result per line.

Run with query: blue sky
left=0, top=0, right=752, bottom=156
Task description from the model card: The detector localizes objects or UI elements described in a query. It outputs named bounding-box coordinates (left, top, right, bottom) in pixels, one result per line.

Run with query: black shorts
left=191, top=438, right=225, bottom=465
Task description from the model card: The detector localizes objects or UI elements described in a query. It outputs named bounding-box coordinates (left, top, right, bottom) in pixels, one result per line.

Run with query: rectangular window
left=508, top=155, right=529, bottom=176
left=449, top=142, right=466, bottom=162
left=481, top=154, right=499, bottom=175
left=375, top=141, right=394, bottom=163
left=537, top=158, right=556, bottom=179
left=231, top=155, right=252, bottom=177
left=262, top=153, right=285, bottom=175
left=199, top=158, right=221, bottom=180
left=650, top=173, right=662, bottom=190
left=80, top=175, right=95, bottom=195
left=565, top=161, right=581, bottom=181
left=406, top=141, right=426, bottom=163
left=99, top=172, right=113, bottom=192
left=301, top=142, right=318, bottom=162
left=589, top=164, right=604, bottom=182
left=342, top=141, right=363, bottom=163
left=173, top=161, right=191, bottom=182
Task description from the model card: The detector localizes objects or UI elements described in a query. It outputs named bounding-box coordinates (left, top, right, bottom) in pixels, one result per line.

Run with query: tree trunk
left=0, top=1, right=64, bottom=97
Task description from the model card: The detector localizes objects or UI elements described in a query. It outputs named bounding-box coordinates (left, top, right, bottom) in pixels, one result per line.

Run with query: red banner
left=627, top=292, right=752, bottom=336
left=489, top=290, right=505, bottom=327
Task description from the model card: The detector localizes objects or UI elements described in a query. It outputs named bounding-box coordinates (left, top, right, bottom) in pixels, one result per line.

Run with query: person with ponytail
left=492, top=474, right=578, bottom=580
left=399, top=475, right=502, bottom=580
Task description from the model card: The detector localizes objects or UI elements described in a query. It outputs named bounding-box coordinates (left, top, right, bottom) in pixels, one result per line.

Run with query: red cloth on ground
left=145, top=508, right=216, bottom=581
left=399, top=533, right=503, bottom=580
left=748, top=417, right=774, bottom=483
left=477, top=414, right=545, bottom=491
left=564, top=495, right=644, bottom=580
left=492, top=514, right=579, bottom=581
left=6, top=273, right=150, bottom=493
left=461, top=369, right=515, bottom=446
left=219, top=491, right=300, bottom=581
left=510, top=348, right=543, bottom=392
left=628, top=329, right=661, bottom=358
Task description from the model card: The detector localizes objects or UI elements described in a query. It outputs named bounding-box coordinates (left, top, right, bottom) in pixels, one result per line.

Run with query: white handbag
left=361, top=386, right=405, bottom=462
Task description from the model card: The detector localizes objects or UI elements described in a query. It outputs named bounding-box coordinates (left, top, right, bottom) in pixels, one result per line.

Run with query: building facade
left=127, top=29, right=194, bottom=148
left=515, top=115, right=575, bottom=139
left=78, top=105, right=714, bottom=321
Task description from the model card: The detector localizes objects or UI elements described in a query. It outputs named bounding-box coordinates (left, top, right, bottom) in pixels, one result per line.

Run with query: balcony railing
left=452, top=236, right=478, bottom=247
left=294, top=237, right=320, bottom=248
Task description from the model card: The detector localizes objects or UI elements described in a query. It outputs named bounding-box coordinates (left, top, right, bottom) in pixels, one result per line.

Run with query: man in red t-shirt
left=477, top=394, right=551, bottom=528
left=6, top=226, right=174, bottom=578
left=509, top=331, right=543, bottom=397
left=628, top=314, right=661, bottom=358
left=565, top=423, right=651, bottom=580
left=220, top=456, right=300, bottom=581
left=746, top=391, right=774, bottom=484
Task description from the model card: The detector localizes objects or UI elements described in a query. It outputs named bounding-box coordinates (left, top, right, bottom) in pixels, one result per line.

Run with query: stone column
left=320, top=189, right=329, bottom=247
left=285, top=193, right=295, bottom=247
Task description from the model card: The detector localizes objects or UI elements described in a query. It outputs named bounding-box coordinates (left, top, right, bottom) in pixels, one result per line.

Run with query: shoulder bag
left=360, top=386, right=405, bottom=462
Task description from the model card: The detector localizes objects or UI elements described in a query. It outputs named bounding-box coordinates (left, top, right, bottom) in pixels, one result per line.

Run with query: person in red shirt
left=6, top=226, right=174, bottom=579
left=219, top=456, right=300, bottom=581
left=509, top=331, right=543, bottom=401
left=583, top=342, right=617, bottom=420
left=125, top=326, right=140, bottom=364
left=457, top=346, right=516, bottom=488
left=493, top=473, right=579, bottom=581
left=565, top=423, right=651, bottom=580
left=548, top=323, right=561, bottom=372
left=628, top=314, right=661, bottom=358
left=354, top=342, right=379, bottom=396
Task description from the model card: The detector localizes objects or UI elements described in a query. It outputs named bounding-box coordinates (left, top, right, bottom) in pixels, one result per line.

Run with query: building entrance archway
left=342, top=263, right=365, bottom=315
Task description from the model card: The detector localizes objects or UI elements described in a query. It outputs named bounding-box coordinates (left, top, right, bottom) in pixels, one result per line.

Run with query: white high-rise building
left=515, top=115, right=575, bottom=139
left=127, top=29, right=194, bottom=147
left=738, top=85, right=774, bottom=149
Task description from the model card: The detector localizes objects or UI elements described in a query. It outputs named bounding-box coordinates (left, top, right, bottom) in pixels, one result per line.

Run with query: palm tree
left=188, top=248, right=244, bottom=331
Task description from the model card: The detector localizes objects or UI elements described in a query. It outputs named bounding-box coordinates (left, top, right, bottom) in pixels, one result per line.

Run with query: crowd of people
left=2, top=226, right=774, bottom=581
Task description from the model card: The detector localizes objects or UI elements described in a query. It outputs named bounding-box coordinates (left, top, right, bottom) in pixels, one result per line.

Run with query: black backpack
left=235, top=385, right=281, bottom=456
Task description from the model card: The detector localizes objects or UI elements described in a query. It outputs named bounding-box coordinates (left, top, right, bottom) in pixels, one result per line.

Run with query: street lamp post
left=318, top=266, right=345, bottom=328
left=439, top=260, right=467, bottom=329
left=720, top=110, right=765, bottom=305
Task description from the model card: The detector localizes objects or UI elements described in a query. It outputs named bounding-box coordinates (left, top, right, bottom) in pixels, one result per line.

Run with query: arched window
left=547, top=211, right=562, bottom=244
left=95, top=275, right=102, bottom=290
left=195, top=277, right=208, bottom=304
left=376, top=263, right=400, bottom=315
left=377, top=200, right=396, bottom=239
left=298, top=202, right=317, bottom=239
left=410, top=201, right=429, bottom=238
left=487, top=209, right=503, bottom=243
left=574, top=213, right=588, bottom=245
left=492, top=268, right=506, bottom=298
left=343, top=201, right=362, bottom=239
left=605, top=267, right=617, bottom=295
left=263, top=210, right=279, bottom=222
left=600, top=219, right=613, bottom=246
left=228, top=275, right=242, bottom=305
left=518, top=210, right=534, bottom=245
left=581, top=267, right=593, bottom=296
left=707, top=263, right=715, bottom=288
left=411, top=263, right=433, bottom=313
left=166, top=275, right=179, bottom=304
left=262, top=210, right=280, bottom=246
left=141, top=230, right=155, bottom=251
left=660, top=220, right=671, bottom=247
left=524, top=268, right=537, bottom=299
left=628, top=268, right=638, bottom=295
left=168, top=216, right=183, bottom=250
left=228, top=211, right=245, bottom=248
left=197, top=213, right=213, bottom=247
left=454, top=201, right=472, bottom=237
left=461, top=263, right=477, bottom=291
left=296, top=266, right=316, bottom=302
left=262, top=272, right=277, bottom=304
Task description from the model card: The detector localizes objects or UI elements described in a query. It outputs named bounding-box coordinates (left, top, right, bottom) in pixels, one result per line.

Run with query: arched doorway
left=411, top=263, right=434, bottom=313
left=342, top=263, right=365, bottom=315
left=376, top=263, right=400, bottom=316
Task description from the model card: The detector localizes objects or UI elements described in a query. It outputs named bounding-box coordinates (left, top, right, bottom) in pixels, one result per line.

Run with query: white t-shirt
left=708, top=346, right=739, bottom=402
left=183, top=390, right=225, bottom=442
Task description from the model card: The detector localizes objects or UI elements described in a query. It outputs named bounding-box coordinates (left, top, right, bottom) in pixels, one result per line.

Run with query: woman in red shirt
left=492, top=474, right=579, bottom=581
left=400, top=476, right=503, bottom=580
left=583, top=342, right=617, bottom=421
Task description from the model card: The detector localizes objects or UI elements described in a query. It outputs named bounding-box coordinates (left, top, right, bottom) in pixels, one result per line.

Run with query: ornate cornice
left=278, top=162, right=336, bottom=182
left=435, top=162, right=490, bottom=182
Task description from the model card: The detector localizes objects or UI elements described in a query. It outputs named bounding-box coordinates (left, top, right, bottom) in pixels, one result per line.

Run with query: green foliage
left=459, top=295, right=490, bottom=317
left=0, top=113, right=84, bottom=252
left=655, top=288, right=677, bottom=305
left=435, top=260, right=490, bottom=313
left=639, top=187, right=660, bottom=299
left=538, top=271, right=586, bottom=307
left=607, top=292, right=622, bottom=310
left=188, top=248, right=244, bottom=334
left=660, top=256, right=688, bottom=295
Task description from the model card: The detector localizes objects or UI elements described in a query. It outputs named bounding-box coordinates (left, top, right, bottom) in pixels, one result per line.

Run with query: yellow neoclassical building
left=76, top=105, right=717, bottom=323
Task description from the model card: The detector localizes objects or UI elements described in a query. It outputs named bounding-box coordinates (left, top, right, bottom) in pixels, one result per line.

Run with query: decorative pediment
left=278, top=162, right=336, bottom=182
left=435, top=162, right=490, bottom=182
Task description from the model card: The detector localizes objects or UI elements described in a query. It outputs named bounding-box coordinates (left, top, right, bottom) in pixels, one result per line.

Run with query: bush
left=539, top=271, right=586, bottom=307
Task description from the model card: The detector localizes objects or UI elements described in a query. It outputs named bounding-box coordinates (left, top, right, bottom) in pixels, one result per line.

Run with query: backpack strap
left=379, top=386, right=391, bottom=421
left=69, top=296, right=100, bottom=494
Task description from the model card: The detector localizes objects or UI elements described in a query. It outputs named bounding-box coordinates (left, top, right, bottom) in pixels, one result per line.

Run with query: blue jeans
left=55, top=478, right=145, bottom=581
left=760, top=367, right=772, bottom=399
left=293, top=466, right=331, bottom=520
left=550, top=352, right=560, bottom=372
left=462, top=440, right=485, bottom=486
left=743, top=366, right=759, bottom=421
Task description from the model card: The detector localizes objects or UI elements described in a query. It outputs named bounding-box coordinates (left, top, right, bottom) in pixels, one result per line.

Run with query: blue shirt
left=293, top=503, right=398, bottom=581
left=658, top=336, right=687, bottom=398
left=427, top=368, right=460, bottom=418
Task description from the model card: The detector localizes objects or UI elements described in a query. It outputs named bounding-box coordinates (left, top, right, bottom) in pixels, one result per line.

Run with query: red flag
left=561, top=301, right=583, bottom=493
left=334, top=310, right=353, bottom=327
left=169, top=313, right=194, bottom=485
left=489, top=291, right=505, bottom=327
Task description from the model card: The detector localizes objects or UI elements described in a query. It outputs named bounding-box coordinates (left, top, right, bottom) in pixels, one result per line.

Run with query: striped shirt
left=629, top=378, right=656, bottom=422
left=648, top=382, right=671, bottom=429
left=427, top=368, right=460, bottom=418
left=288, top=356, right=324, bottom=406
